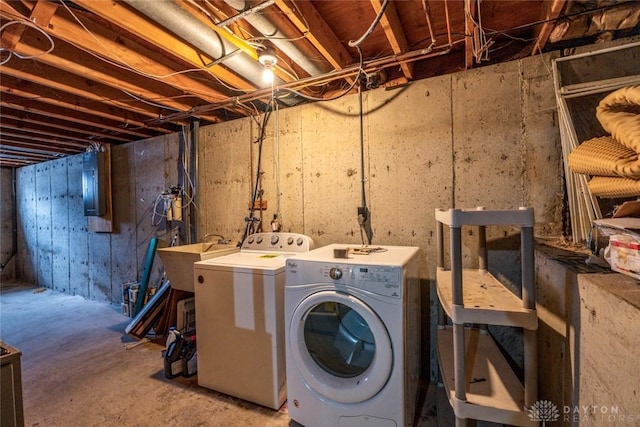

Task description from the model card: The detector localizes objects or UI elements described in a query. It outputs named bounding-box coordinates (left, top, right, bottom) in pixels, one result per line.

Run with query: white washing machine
left=193, top=232, right=315, bottom=410
left=285, top=244, right=421, bottom=427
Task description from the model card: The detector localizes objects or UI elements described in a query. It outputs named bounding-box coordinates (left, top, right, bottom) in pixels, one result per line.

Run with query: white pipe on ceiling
left=221, top=0, right=327, bottom=77
left=122, top=0, right=279, bottom=89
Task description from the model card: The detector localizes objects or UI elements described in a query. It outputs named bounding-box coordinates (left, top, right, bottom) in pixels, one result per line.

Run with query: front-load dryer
left=193, top=232, right=315, bottom=410
left=285, top=244, right=421, bottom=427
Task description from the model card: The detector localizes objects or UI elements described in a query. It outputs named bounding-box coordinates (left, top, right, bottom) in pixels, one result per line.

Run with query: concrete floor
left=0, top=283, right=444, bottom=427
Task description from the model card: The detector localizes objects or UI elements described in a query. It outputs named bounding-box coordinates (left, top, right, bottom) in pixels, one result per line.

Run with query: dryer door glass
left=289, top=290, right=392, bottom=404
left=304, top=302, right=375, bottom=378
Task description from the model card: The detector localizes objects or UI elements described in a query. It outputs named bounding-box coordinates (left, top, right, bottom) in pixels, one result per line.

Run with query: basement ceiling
left=1, top=0, right=639, bottom=168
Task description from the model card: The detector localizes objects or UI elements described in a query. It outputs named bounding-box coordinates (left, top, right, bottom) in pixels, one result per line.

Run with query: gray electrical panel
left=82, top=150, right=106, bottom=216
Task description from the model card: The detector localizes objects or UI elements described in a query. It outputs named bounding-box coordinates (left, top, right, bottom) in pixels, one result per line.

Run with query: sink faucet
left=203, top=233, right=230, bottom=244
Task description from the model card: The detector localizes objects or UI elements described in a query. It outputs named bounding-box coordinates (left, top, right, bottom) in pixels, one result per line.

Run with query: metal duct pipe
left=122, top=0, right=278, bottom=89
left=222, top=0, right=327, bottom=77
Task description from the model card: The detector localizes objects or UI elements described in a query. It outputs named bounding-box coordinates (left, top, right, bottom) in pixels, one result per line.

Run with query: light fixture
left=258, top=46, right=277, bottom=84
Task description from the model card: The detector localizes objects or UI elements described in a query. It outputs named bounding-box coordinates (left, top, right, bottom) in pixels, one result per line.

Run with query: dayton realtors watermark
left=563, top=405, right=637, bottom=424
left=529, top=400, right=638, bottom=425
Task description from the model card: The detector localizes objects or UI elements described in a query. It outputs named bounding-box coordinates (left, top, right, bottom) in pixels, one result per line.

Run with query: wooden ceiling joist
left=35, top=2, right=237, bottom=107
left=0, top=117, right=106, bottom=146
left=0, top=139, right=84, bottom=155
left=0, top=147, right=61, bottom=160
left=532, top=0, right=567, bottom=55
left=0, top=94, right=165, bottom=141
left=275, top=0, right=353, bottom=72
left=0, top=108, right=135, bottom=143
left=464, top=0, right=478, bottom=70
left=70, top=0, right=257, bottom=92
left=0, top=78, right=174, bottom=138
left=370, top=0, right=413, bottom=81
left=12, top=35, right=221, bottom=120
left=0, top=0, right=57, bottom=50
left=0, top=0, right=636, bottom=168
left=1, top=58, right=191, bottom=127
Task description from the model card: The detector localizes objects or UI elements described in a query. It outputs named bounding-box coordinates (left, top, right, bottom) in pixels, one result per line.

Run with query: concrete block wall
left=196, top=52, right=566, bottom=380
left=14, top=134, right=180, bottom=303
left=0, top=167, right=16, bottom=284
left=197, top=54, right=564, bottom=256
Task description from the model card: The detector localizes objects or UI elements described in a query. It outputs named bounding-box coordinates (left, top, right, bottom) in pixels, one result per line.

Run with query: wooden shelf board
left=436, top=268, right=537, bottom=329
left=437, top=326, right=532, bottom=426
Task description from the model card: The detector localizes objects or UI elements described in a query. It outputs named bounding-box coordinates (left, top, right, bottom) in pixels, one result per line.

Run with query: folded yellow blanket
left=568, top=136, right=640, bottom=178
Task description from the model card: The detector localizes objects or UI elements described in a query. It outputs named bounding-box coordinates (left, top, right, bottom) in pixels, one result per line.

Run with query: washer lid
left=288, top=290, right=393, bottom=404
left=194, top=251, right=292, bottom=273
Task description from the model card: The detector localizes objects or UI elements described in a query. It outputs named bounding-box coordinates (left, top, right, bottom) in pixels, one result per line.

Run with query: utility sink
left=157, top=243, right=239, bottom=292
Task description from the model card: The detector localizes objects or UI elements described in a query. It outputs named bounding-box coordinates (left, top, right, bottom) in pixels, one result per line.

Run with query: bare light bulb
left=262, top=67, right=274, bottom=84
left=258, top=47, right=277, bottom=85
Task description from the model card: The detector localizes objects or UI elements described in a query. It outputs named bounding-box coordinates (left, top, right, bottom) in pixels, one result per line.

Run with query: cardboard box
left=608, top=234, right=640, bottom=280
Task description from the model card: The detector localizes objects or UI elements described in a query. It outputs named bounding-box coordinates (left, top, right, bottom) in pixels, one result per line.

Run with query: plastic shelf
left=436, top=267, right=537, bottom=329
left=435, top=207, right=538, bottom=426
left=437, top=326, right=532, bottom=426
left=435, top=207, right=534, bottom=227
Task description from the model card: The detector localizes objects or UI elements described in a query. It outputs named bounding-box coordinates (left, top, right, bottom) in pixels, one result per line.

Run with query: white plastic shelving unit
left=435, top=207, right=538, bottom=427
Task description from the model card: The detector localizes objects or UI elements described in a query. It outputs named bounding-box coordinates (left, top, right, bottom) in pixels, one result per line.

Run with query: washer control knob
left=296, top=237, right=304, bottom=246
left=247, top=236, right=254, bottom=244
left=287, top=237, right=294, bottom=245
left=256, top=236, right=263, bottom=244
left=271, top=235, right=280, bottom=245
left=329, top=267, right=342, bottom=280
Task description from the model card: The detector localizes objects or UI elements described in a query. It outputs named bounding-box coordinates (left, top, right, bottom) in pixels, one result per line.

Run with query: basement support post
left=189, top=119, right=199, bottom=244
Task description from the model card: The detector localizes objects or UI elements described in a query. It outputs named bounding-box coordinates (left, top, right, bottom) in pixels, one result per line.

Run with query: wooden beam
left=370, top=0, right=413, bottom=80
left=0, top=140, right=83, bottom=154
left=0, top=147, right=61, bottom=160
left=464, top=0, right=477, bottom=69
left=0, top=0, right=57, bottom=50
left=531, top=0, right=567, bottom=55
left=0, top=129, right=90, bottom=147
left=71, top=0, right=257, bottom=92
left=0, top=92, right=164, bottom=140
left=0, top=75, right=172, bottom=137
left=275, top=0, right=353, bottom=71
left=0, top=117, right=108, bottom=145
left=44, top=2, right=237, bottom=106
left=1, top=48, right=221, bottom=128
left=12, top=31, right=221, bottom=119
left=0, top=108, right=133, bottom=143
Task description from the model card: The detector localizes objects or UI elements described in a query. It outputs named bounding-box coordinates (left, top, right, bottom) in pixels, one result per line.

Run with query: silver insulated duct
left=122, top=0, right=279, bottom=89
left=222, top=0, right=327, bottom=77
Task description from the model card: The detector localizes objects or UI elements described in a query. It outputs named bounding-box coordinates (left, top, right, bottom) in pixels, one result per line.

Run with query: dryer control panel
left=307, top=264, right=403, bottom=299
left=241, top=232, right=315, bottom=253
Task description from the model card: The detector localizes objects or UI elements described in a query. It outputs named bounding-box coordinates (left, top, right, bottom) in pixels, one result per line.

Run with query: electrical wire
left=465, top=0, right=492, bottom=63
left=179, top=126, right=198, bottom=215
left=357, top=82, right=372, bottom=246
left=242, top=97, right=275, bottom=241
left=277, top=47, right=365, bottom=102
left=274, top=101, right=281, bottom=223
left=348, top=0, right=390, bottom=48
left=0, top=20, right=55, bottom=65
left=421, top=0, right=437, bottom=50
left=120, top=90, right=185, bottom=112
left=151, top=193, right=169, bottom=226
left=59, top=1, right=253, bottom=96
